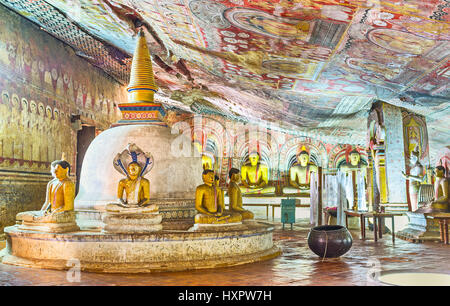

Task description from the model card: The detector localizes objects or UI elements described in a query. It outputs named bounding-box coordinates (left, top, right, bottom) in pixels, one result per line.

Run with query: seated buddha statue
left=107, top=144, right=157, bottom=213
left=228, top=168, right=254, bottom=220
left=283, top=149, right=318, bottom=195
left=416, top=166, right=449, bottom=214
left=195, top=170, right=242, bottom=224
left=239, top=152, right=275, bottom=195
left=16, top=159, right=79, bottom=231
left=340, top=149, right=367, bottom=174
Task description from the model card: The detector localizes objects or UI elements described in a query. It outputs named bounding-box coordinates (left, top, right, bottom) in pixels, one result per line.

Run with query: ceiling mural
left=0, top=0, right=448, bottom=148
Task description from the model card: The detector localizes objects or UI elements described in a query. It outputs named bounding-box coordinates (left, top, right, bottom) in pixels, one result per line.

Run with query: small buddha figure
left=16, top=158, right=79, bottom=231
left=228, top=168, right=254, bottom=220
left=401, top=146, right=425, bottom=211
left=283, top=148, right=318, bottom=195
left=416, top=166, right=450, bottom=214
left=195, top=170, right=242, bottom=224
left=239, top=151, right=275, bottom=195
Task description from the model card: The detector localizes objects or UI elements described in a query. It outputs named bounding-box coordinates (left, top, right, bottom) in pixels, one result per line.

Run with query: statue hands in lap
left=228, top=168, right=254, bottom=220
left=416, top=166, right=450, bottom=214
left=239, top=152, right=275, bottom=195
left=195, top=170, right=242, bottom=224
left=283, top=149, right=318, bottom=195
left=17, top=159, right=76, bottom=224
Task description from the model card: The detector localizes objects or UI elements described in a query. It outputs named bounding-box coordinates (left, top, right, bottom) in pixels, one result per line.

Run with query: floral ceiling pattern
left=1, top=0, right=449, bottom=147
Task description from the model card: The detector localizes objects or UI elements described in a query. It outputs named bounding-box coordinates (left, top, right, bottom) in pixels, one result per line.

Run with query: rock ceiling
left=1, top=0, right=449, bottom=148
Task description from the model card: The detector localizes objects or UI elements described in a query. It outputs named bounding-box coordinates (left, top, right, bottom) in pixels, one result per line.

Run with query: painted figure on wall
left=402, top=146, right=425, bottom=211
left=283, top=146, right=318, bottom=195
left=240, top=150, right=275, bottom=195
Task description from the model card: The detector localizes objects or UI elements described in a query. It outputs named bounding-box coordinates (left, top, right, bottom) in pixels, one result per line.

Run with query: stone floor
left=0, top=220, right=448, bottom=286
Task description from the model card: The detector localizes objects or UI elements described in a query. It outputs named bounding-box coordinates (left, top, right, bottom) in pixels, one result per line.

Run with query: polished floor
left=0, top=220, right=448, bottom=286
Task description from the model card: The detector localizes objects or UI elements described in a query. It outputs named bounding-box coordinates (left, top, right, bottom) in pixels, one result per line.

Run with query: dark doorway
left=76, top=125, right=96, bottom=195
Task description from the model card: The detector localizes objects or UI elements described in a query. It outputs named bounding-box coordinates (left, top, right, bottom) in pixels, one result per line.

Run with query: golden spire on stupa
left=127, top=29, right=158, bottom=104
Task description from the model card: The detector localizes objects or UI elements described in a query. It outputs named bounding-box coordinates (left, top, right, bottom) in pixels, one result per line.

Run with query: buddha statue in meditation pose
left=239, top=152, right=275, bottom=195
left=416, top=166, right=449, bottom=214
left=283, top=148, right=318, bottom=195
left=16, top=159, right=79, bottom=232
left=103, top=144, right=162, bottom=233
left=228, top=168, right=254, bottom=220
left=107, top=143, right=157, bottom=211
left=195, top=170, right=242, bottom=224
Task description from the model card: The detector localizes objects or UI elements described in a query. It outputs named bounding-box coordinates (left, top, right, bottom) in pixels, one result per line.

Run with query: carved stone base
left=16, top=211, right=79, bottom=233
left=18, top=221, right=80, bottom=233
left=396, top=212, right=441, bottom=243
left=102, top=204, right=163, bottom=234
left=188, top=222, right=245, bottom=232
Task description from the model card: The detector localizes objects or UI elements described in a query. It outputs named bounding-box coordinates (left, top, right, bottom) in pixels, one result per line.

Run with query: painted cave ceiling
left=1, top=0, right=449, bottom=147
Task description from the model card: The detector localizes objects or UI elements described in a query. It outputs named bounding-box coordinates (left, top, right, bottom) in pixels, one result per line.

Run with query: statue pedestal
left=395, top=212, right=441, bottom=242
left=188, top=222, right=245, bottom=232
left=102, top=204, right=162, bottom=234
left=16, top=211, right=79, bottom=233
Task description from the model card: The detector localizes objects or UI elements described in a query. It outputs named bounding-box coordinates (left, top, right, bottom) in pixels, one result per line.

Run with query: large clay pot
left=307, top=225, right=352, bottom=258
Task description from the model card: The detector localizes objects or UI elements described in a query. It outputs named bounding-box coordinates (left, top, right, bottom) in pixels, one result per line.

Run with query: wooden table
left=344, top=210, right=366, bottom=239
left=426, top=214, right=450, bottom=245
left=361, top=212, right=404, bottom=243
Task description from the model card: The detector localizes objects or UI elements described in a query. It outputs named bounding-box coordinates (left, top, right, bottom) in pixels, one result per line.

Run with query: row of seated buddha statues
left=194, top=168, right=254, bottom=226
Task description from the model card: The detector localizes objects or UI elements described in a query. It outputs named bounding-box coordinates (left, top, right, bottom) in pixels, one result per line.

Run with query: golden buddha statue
left=103, top=144, right=162, bottom=233
left=283, top=147, right=318, bottom=195
left=107, top=143, right=157, bottom=211
left=239, top=152, right=275, bottom=195
left=228, top=168, right=254, bottom=220
left=16, top=158, right=79, bottom=232
left=416, top=166, right=449, bottom=213
left=340, top=149, right=367, bottom=174
left=195, top=170, right=242, bottom=224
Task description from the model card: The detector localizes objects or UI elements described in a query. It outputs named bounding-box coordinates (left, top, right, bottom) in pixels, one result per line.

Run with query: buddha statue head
left=127, top=162, right=142, bottom=180
left=435, top=165, right=446, bottom=179
left=229, top=168, right=240, bottom=183
left=202, top=169, right=215, bottom=186
left=113, top=143, right=154, bottom=179
left=248, top=151, right=260, bottom=167
left=51, top=160, right=70, bottom=180
left=349, top=149, right=361, bottom=166
left=297, top=150, right=310, bottom=167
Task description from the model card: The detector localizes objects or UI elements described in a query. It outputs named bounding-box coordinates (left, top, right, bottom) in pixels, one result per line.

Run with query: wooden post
left=352, top=170, right=358, bottom=211
left=318, top=166, right=323, bottom=225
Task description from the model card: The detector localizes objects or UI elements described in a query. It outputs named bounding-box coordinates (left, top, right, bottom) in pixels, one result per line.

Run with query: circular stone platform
left=1, top=221, right=281, bottom=273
